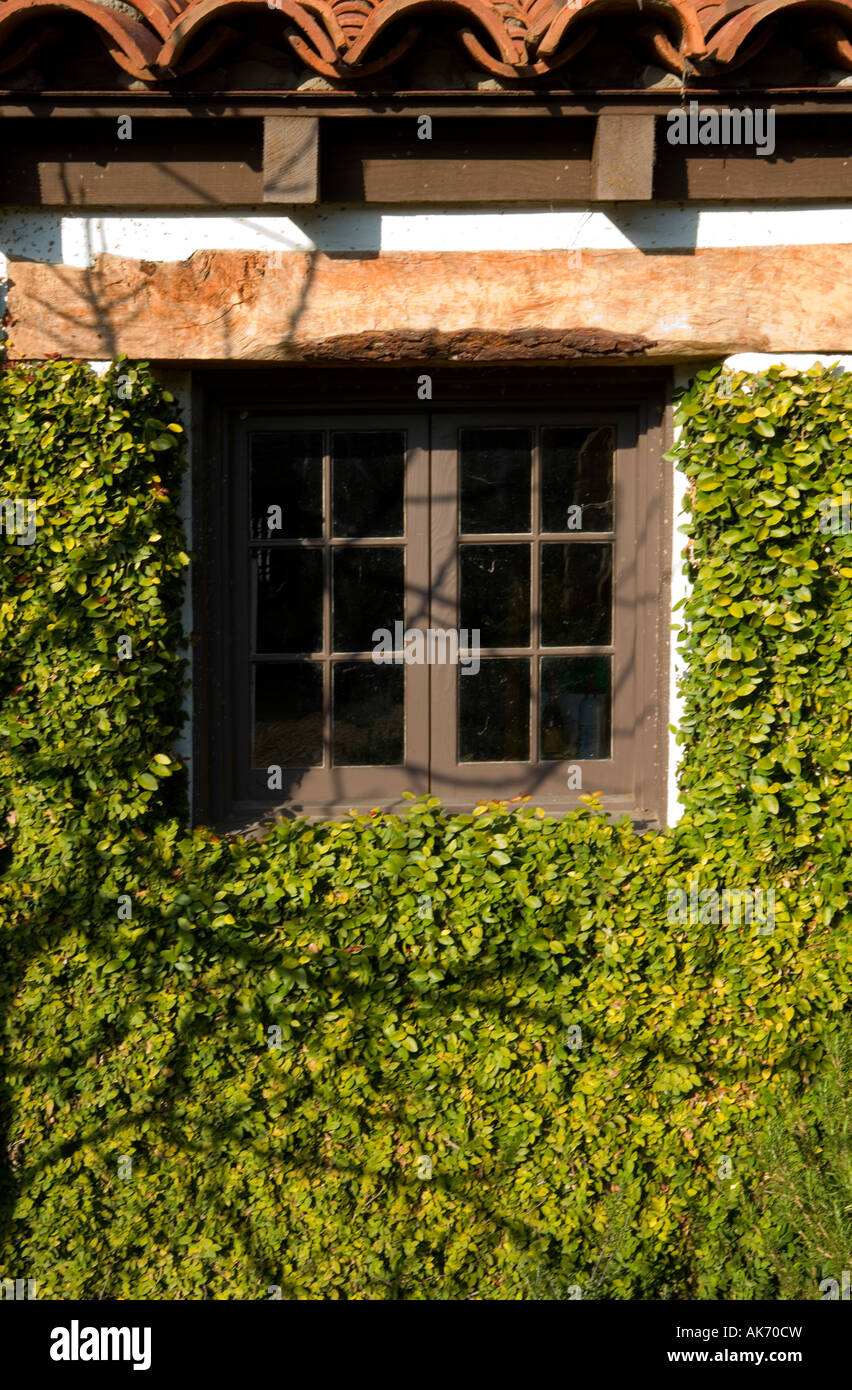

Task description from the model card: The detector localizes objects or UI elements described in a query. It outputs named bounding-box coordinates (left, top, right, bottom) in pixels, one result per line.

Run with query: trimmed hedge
left=0, top=359, right=850, bottom=1298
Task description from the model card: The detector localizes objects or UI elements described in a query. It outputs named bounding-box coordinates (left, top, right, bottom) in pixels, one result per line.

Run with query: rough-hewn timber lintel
left=6, top=246, right=852, bottom=362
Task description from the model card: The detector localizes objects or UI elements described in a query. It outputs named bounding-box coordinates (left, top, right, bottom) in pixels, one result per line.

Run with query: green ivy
left=675, top=362, right=852, bottom=877
left=0, top=359, right=850, bottom=1299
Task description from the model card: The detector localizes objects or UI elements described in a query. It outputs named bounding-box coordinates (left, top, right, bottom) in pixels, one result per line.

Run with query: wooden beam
left=3, top=114, right=852, bottom=206
left=8, top=244, right=852, bottom=362
left=34, top=157, right=259, bottom=206
left=262, top=116, right=319, bottom=203
left=323, top=116, right=593, bottom=202
left=7, top=98, right=852, bottom=118
left=591, top=112, right=656, bottom=200
left=0, top=117, right=262, bottom=206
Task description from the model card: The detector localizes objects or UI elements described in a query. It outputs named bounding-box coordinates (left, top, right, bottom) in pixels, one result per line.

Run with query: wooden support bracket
left=262, top=115, right=319, bottom=204
left=591, top=112, right=656, bottom=201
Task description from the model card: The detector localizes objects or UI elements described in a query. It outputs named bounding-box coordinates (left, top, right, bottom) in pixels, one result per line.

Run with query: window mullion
left=322, top=431, right=332, bottom=768
left=531, top=425, right=541, bottom=766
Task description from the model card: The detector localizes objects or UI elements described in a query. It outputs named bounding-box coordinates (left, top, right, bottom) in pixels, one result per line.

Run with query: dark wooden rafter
left=3, top=111, right=852, bottom=206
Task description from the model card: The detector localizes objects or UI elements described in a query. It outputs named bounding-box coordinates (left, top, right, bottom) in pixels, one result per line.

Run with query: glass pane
left=253, top=548, right=323, bottom=654
left=333, top=662, right=404, bottom=765
left=333, top=547, right=404, bottom=653
left=541, top=427, right=614, bottom=533
left=459, top=428, right=531, bottom=534
left=459, top=658, right=530, bottom=762
left=253, top=663, right=323, bottom=767
left=250, top=432, right=323, bottom=539
left=541, top=543, right=612, bottom=647
left=459, top=544, right=530, bottom=647
left=332, top=431, right=405, bottom=538
left=540, top=657, right=611, bottom=760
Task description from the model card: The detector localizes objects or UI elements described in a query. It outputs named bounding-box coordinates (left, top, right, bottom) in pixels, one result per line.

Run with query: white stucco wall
left=4, top=204, right=852, bottom=824
left=6, top=205, right=852, bottom=264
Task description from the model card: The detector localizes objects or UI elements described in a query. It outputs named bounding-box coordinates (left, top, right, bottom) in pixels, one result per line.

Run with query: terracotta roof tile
left=0, top=0, right=850, bottom=86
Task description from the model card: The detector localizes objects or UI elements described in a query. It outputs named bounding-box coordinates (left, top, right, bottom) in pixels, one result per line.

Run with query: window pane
left=541, top=543, right=612, bottom=647
left=459, top=428, right=532, bottom=534
left=540, top=657, right=611, bottom=760
left=333, top=547, right=404, bottom=653
left=253, top=548, right=323, bottom=654
left=459, top=658, right=530, bottom=762
left=460, top=544, right=530, bottom=647
left=250, top=432, right=323, bottom=539
left=541, top=427, right=614, bottom=533
left=253, top=663, right=323, bottom=767
left=332, top=431, right=405, bottom=538
left=333, top=662, right=404, bottom=765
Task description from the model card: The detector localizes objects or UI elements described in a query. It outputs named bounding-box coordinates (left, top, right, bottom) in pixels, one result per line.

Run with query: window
left=195, top=372, right=669, bottom=827
left=240, top=416, right=430, bottom=808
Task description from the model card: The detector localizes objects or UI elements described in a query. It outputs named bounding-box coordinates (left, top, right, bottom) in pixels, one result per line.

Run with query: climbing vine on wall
left=0, top=359, right=850, bottom=1299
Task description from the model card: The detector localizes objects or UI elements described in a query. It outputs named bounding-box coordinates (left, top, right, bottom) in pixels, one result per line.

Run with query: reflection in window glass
left=250, top=432, right=324, bottom=539
left=541, top=427, right=613, bottom=533
left=333, top=662, right=404, bottom=765
left=540, top=656, right=611, bottom=760
left=253, top=549, right=323, bottom=654
left=333, top=548, right=405, bottom=653
left=460, top=544, right=530, bottom=648
left=541, top=543, right=612, bottom=647
left=459, top=658, right=530, bottom=762
left=332, top=432, right=405, bottom=538
left=460, top=429, right=532, bottom=534
left=253, top=662, right=323, bottom=767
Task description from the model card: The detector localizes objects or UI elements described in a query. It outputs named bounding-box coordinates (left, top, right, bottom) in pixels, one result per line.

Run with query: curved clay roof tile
left=3, top=0, right=852, bottom=84
left=340, top=0, right=520, bottom=68
left=0, top=0, right=162, bottom=78
left=157, top=0, right=347, bottom=70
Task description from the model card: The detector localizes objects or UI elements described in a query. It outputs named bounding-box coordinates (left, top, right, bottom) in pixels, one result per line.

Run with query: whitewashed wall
left=8, top=205, right=852, bottom=264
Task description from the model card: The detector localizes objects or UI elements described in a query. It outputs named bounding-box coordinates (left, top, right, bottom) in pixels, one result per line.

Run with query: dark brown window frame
left=235, top=412, right=431, bottom=809
left=192, top=366, right=672, bottom=831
